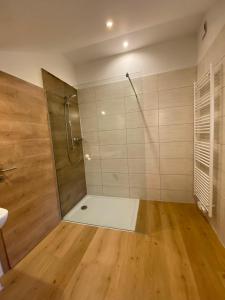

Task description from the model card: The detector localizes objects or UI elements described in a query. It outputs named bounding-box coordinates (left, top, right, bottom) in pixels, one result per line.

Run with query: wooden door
left=0, top=71, right=60, bottom=267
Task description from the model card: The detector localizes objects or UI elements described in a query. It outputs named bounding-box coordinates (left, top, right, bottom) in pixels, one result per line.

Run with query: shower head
left=64, top=94, right=76, bottom=105
left=126, top=73, right=129, bottom=78
left=69, top=94, right=77, bottom=99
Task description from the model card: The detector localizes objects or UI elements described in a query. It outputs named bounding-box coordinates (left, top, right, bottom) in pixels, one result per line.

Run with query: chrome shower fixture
left=64, top=94, right=76, bottom=105
left=63, top=92, right=82, bottom=165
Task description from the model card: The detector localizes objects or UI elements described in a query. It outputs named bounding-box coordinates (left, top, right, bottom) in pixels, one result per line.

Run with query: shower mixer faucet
left=73, top=137, right=82, bottom=144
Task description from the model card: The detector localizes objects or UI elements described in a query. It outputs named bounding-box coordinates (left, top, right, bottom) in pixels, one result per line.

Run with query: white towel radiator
left=194, top=64, right=214, bottom=217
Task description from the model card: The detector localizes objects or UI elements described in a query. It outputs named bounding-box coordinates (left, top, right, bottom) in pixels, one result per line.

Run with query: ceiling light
left=106, top=20, right=113, bottom=29
left=123, top=41, right=129, bottom=48
left=101, top=111, right=106, bottom=115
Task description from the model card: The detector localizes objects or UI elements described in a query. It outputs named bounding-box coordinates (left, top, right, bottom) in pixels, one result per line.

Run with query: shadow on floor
left=0, top=270, right=64, bottom=300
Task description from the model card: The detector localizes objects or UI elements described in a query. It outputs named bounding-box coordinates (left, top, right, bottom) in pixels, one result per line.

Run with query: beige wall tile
left=214, top=116, right=222, bottom=146
left=98, top=114, right=126, bottom=131
left=161, top=190, right=193, bottom=203
left=142, top=74, right=158, bottom=92
left=125, top=91, right=158, bottom=112
left=160, top=142, right=193, bottom=158
left=82, top=131, right=99, bottom=144
left=160, top=175, right=193, bottom=190
left=97, top=98, right=125, bottom=116
left=197, top=59, right=207, bottom=79
left=126, top=128, right=145, bottom=144
left=79, top=103, right=97, bottom=119
left=221, top=87, right=225, bottom=117
left=129, top=173, right=160, bottom=189
left=124, top=77, right=143, bottom=96
left=83, top=144, right=100, bottom=159
left=128, top=158, right=160, bottom=174
left=95, top=84, right=113, bottom=100
left=220, top=145, right=225, bottom=173
left=80, top=117, right=98, bottom=132
left=102, top=172, right=129, bottom=187
left=160, top=158, right=193, bottom=175
left=101, top=159, right=128, bottom=173
left=126, top=110, right=158, bottom=128
left=221, top=57, right=225, bottom=88
left=129, top=187, right=160, bottom=200
left=84, top=159, right=101, bottom=172
left=108, top=81, right=125, bottom=98
left=207, top=31, right=225, bottom=66
left=78, top=87, right=96, bottom=104
left=126, top=127, right=159, bottom=144
left=159, top=87, right=193, bottom=109
left=103, top=185, right=129, bottom=197
left=99, top=129, right=126, bottom=145
left=126, top=111, right=145, bottom=128
left=127, top=143, right=159, bottom=158
left=159, top=124, right=193, bottom=142
left=85, top=172, right=102, bottom=186
left=159, top=106, right=193, bottom=125
left=87, top=185, right=103, bottom=195
left=220, top=116, right=225, bottom=145
left=158, top=67, right=196, bottom=90
left=100, top=145, right=127, bottom=159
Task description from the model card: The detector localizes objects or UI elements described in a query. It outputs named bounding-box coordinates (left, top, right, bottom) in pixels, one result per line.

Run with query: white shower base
left=63, top=195, right=140, bottom=231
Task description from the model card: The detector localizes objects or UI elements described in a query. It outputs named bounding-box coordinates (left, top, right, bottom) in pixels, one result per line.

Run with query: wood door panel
left=42, top=70, right=87, bottom=217
left=0, top=71, right=60, bottom=267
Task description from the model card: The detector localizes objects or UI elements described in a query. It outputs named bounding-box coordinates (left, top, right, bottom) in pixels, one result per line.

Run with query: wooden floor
left=1, top=201, right=225, bottom=300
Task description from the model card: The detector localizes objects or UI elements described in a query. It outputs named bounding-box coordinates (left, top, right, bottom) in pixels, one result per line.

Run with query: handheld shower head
left=64, top=94, right=76, bottom=105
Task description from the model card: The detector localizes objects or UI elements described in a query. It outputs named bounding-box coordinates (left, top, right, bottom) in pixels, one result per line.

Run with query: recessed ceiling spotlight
left=106, top=20, right=113, bottom=29
left=101, top=111, right=106, bottom=115
left=123, top=41, right=129, bottom=48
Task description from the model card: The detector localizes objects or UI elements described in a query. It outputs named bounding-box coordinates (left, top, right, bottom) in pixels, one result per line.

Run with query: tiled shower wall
left=78, top=66, right=196, bottom=202
left=198, top=23, right=225, bottom=245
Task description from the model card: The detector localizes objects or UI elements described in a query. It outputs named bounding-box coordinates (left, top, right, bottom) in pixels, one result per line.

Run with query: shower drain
left=81, top=205, right=88, bottom=210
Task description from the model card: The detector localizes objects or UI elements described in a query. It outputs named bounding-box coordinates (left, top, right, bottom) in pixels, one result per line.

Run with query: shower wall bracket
left=126, top=72, right=139, bottom=102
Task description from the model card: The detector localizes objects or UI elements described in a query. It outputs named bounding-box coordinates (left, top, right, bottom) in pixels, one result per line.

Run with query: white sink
left=0, top=208, right=8, bottom=229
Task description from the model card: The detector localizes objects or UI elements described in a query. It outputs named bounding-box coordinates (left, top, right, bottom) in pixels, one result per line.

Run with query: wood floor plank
left=170, top=203, right=225, bottom=300
left=0, top=223, right=97, bottom=300
left=1, top=201, right=225, bottom=300
left=137, top=201, right=200, bottom=299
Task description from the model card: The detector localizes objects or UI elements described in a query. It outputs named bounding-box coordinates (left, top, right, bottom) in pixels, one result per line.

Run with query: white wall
left=75, top=35, right=197, bottom=86
left=0, top=35, right=197, bottom=89
left=198, top=0, right=225, bottom=61
left=0, top=50, right=77, bottom=87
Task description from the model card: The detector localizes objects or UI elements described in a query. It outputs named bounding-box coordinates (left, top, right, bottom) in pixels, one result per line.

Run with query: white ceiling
left=0, top=0, right=217, bottom=64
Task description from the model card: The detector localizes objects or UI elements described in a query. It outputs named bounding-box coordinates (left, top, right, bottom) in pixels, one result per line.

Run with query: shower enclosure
left=42, top=70, right=86, bottom=217
left=78, top=73, right=146, bottom=199
left=42, top=71, right=142, bottom=230
left=77, top=68, right=195, bottom=203
left=41, top=68, right=195, bottom=230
